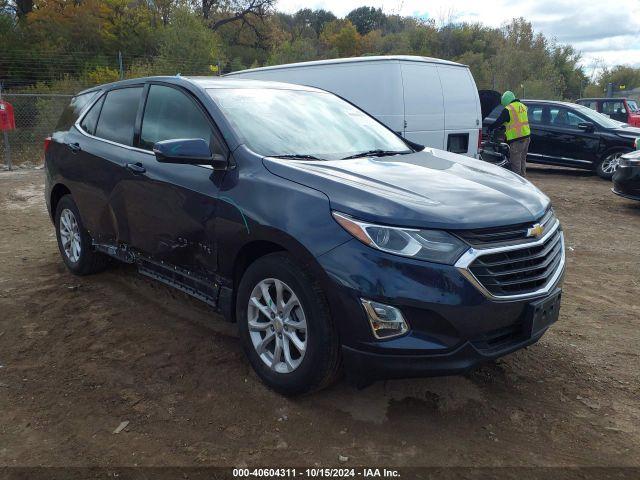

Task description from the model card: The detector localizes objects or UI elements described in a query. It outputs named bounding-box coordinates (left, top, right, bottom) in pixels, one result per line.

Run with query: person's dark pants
left=510, top=137, right=530, bottom=177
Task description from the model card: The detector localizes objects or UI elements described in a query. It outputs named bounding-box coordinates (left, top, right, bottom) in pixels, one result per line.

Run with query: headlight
left=332, top=211, right=468, bottom=265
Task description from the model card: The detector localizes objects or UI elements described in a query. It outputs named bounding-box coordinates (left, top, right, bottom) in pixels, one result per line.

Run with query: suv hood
left=264, top=149, right=550, bottom=230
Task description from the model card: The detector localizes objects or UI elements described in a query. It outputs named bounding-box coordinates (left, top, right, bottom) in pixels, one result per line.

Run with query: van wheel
left=236, top=253, right=340, bottom=395
left=55, top=195, right=109, bottom=275
left=597, top=150, right=629, bottom=180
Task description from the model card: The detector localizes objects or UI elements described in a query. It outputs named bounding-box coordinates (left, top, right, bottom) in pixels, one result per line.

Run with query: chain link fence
left=1, top=93, right=73, bottom=170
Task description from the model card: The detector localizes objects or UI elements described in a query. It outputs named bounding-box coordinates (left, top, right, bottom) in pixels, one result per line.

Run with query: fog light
left=361, top=299, right=409, bottom=339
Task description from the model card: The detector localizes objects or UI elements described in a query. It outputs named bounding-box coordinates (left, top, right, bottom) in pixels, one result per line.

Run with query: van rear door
left=437, top=66, right=481, bottom=157
left=400, top=62, right=445, bottom=150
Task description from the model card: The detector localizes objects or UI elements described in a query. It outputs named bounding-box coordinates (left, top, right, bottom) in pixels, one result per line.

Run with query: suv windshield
left=207, top=88, right=411, bottom=159
left=572, top=104, right=620, bottom=129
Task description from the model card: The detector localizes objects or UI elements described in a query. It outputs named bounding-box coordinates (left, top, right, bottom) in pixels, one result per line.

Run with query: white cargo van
left=226, top=55, right=482, bottom=157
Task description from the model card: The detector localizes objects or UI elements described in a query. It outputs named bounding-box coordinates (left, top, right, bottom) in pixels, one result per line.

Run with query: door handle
left=67, top=142, right=81, bottom=153
left=126, top=162, right=146, bottom=174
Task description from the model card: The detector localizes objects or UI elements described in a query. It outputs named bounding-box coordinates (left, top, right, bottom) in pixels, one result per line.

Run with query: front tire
left=55, top=195, right=109, bottom=275
left=236, top=253, right=340, bottom=395
left=597, top=150, right=629, bottom=180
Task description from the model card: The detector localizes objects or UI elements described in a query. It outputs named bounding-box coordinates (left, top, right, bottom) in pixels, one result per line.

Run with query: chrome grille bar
left=455, top=219, right=565, bottom=301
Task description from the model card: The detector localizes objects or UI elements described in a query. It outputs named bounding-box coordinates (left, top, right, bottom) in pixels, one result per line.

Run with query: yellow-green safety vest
left=505, top=101, right=530, bottom=141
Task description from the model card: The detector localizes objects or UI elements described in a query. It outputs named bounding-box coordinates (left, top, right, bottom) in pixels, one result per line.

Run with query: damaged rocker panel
left=93, top=241, right=232, bottom=317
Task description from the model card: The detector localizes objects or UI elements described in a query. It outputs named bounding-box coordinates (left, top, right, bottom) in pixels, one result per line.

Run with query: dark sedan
left=484, top=99, right=640, bottom=179
left=613, top=149, right=640, bottom=201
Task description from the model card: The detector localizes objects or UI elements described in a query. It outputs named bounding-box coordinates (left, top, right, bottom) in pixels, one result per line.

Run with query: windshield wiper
left=270, top=154, right=322, bottom=160
left=341, top=149, right=411, bottom=160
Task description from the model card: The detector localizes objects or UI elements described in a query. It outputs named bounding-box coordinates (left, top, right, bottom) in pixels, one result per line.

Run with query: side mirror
left=577, top=122, right=595, bottom=132
left=153, top=138, right=228, bottom=170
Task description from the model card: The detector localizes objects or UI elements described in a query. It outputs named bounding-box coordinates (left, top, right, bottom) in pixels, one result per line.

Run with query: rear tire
left=597, top=150, right=630, bottom=180
left=54, top=195, right=109, bottom=275
left=236, top=253, right=341, bottom=395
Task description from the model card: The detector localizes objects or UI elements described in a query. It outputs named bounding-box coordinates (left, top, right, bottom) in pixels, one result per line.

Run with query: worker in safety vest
left=488, top=90, right=530, bottom=177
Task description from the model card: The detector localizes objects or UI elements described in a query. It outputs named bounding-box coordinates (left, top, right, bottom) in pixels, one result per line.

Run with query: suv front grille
left=466, top=226, right=563, bottom=297
left=455, top=209, right=556, bottom=246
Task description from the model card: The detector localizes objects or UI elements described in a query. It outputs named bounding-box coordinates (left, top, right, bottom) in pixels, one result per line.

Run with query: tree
left=346, top=6, right=385, bottom=35
left=289, top=8, right=335, bottom=38
left=156, top=7, right=221, bottom=74
left=320, top=20, right=360, bottom=57
left=13, top=0, right=33, bottom=18
left=268, top=37, right=318, bottom=65
left=204, top=0, right=275, bottom=35
left=599, top=65, right=640, bottom=92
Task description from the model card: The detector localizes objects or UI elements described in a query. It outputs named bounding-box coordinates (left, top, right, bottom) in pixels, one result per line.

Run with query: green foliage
left=268, top=38, right=319, bottom=65
left=599, top=66, right=640, bottom=92
left=346, top=6, right=386, bottom=35
left=155, top=7, right=221, bottom=75
left=87, top=66, right=120, bottom=85
left=1, top=0, right=636, bottom=102
left=320, top=20, right=360, bottom=57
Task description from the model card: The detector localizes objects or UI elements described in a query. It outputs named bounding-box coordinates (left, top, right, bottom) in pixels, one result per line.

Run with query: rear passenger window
left=94, top=87, right=143, bottom=146
left=56, top=91, right=99, bottom=131
left=80, top=95, right=104, bottom=135
left=140, top=85, right=215, bottom=151
left=528, top=106, right=543, bottom=124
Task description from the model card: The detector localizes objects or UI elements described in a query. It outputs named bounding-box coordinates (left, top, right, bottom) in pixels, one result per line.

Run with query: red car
left=576, top=98, right=640, bottom=127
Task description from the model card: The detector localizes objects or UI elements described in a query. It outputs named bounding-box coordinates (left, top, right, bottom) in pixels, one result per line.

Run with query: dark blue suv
left=45, top=77, right=565, bottom=394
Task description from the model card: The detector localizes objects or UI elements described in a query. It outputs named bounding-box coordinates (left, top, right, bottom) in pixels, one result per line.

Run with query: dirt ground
left=0, top=167, right=639, bottom=471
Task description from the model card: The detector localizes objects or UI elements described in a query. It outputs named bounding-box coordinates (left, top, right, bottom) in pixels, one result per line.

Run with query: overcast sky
left=276, top=0, right=640, bottom=73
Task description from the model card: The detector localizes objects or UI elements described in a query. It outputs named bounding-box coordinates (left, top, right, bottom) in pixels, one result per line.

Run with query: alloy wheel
left=59, top=208, right=82, bottom=263
left=601, top=153, right=623, bottom=174
left=247, top=278, right=307, bottom=374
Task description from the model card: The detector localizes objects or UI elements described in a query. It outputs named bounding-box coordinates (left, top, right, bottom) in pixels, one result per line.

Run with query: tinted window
left=56, top=91, right=99, bottom=131
left=582, top=100, right=598, bottom=111
left=602, top=101, right=625, bottom=115
left=140, top=85, right=214, bottom=151
left=80, top=95, right=104, bottom=135
left=94, top=87, right=143, bottom=146
left=528, top=105, right=544, bottom=124
left=549, top=107, right=583, bottom=128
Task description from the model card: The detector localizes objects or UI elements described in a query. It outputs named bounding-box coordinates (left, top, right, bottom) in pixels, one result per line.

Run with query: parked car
left=612, top=148, right=640, bottom=201
left=45, top=77, right=565, bottom=394
left=576, top=98, right=640, bottom=127
left=226, top=56, right=483, bottom=158
left=483, top=99, right=640, bottom=179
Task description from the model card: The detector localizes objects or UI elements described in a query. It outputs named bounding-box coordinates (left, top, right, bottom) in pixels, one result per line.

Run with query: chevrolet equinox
left=45, top=77, right=565, bottom=394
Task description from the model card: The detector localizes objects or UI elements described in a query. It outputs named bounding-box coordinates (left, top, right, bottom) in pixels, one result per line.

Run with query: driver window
left=140, top=85, right=216, bottom=152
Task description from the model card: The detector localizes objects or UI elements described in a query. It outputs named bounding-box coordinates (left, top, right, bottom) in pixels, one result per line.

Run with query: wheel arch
left=227, top=236, right=333, bottom=323
left=601, top=145, right=633, bottom=160
left=49, top=183, right=72, bottom=222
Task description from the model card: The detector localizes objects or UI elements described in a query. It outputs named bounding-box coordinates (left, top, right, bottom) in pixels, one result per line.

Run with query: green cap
left=501, top=91, right=516, bottom=106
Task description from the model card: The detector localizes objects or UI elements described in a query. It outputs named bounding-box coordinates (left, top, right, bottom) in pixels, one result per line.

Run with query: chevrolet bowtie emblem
left=527, top=223, right=544, bottom=238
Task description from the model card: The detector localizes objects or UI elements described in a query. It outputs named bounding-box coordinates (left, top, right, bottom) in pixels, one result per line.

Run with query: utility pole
left=118, top=51, right=124, bottom=80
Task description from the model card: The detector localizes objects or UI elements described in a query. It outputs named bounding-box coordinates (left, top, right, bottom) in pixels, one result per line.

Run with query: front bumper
left=316, top=235, right=564, bottom=381
left=343, top=323, right=550, bottom=382
left=612, top=164, right=640, bottom=201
